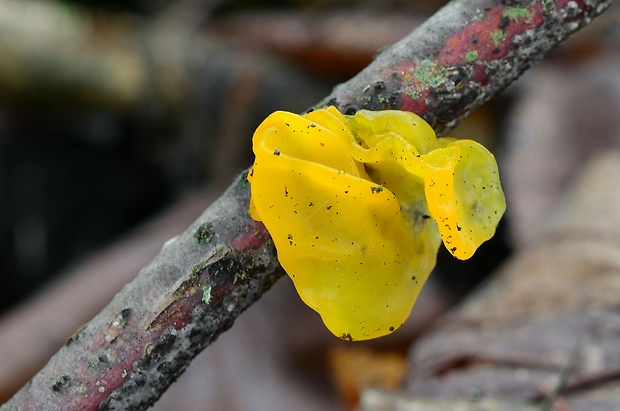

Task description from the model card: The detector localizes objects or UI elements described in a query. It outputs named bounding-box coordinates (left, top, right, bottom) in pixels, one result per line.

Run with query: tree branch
left=1, top=0, right=614, bottom=409
left=315, top=0, right=615, bottom=134
left=3, top=176, right=282, bottom=410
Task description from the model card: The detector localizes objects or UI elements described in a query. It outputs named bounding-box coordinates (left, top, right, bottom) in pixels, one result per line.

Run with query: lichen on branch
left=316, top=0, right=615, bottom=133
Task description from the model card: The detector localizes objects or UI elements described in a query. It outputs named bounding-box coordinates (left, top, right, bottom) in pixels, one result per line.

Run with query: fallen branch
left=1, top=0, right=614, bottom=409
left=316, top=0, right=615, bottom=133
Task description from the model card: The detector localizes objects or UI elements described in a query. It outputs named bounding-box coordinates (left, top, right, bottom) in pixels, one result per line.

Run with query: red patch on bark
left=230, top=220, right=271, bottom=251
left=434, top=3, right=545, bottom=88
left=149, top=296, right=195, bottom=333
left=390, top=62, right=430, bottom=115
left=399, top=91, right=430, bottom=114
left=390, top=3, right=549, bottom=116
left=72, top=316, right=159, bottom=408
left=440, top=4, right=544, bottom=70
left=556, top=0, right=573, bottom=8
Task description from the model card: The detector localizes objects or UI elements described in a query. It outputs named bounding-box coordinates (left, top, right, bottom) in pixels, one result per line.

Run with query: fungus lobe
left=248, top=107, right=505, bottom=340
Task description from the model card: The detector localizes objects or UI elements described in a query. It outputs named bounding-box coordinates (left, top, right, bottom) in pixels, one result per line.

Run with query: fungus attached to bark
left=248, top=107, right=505, bottom=340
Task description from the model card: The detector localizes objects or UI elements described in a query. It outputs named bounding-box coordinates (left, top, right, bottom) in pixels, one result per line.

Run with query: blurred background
left=0, top=0, right=618, bottom=409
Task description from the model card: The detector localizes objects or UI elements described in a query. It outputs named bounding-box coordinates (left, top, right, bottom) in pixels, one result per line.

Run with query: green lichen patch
left=111, top=308, right=131, bottom=329
left=201, top=285, right=212, bottom=304
left=466, top=50, right=479, bottom=63
left=233, top=270, right=249, bottom=284
left=191, top=260, right=208, bottom=278
left=541, top=0, right=554, bottom=13
left=106, top=308, right=132, bottom=344
left=241, top=171, right=250, bottom=188
left=195, top=222, right=215, bottom=245
left=412, top=59, right=447, bottom=89
left=503, top=7, right=532, bottom=20
left=491, top=29, right=505, bottom=44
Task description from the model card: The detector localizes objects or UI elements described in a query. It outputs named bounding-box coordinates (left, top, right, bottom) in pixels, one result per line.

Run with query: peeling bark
left=316, top=0, right=615, bottom=134
left=1, top=0, right=615, bottom=409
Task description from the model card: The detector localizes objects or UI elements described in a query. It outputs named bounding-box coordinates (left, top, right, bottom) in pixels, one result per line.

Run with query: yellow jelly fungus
left=248, top=106, right=505, bottom=340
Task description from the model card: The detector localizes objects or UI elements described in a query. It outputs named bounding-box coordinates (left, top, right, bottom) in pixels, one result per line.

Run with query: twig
left=528, top=364, right=620, bottom=402
left=539, top=342, right=582, bottom=411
